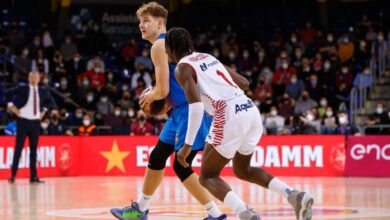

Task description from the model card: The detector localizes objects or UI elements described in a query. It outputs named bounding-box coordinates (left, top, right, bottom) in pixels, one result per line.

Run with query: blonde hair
left=136, top=2, right=168, bottom=24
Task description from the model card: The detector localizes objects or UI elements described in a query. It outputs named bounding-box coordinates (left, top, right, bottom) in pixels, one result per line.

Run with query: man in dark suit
left=5, top=71, right=57, bottom=184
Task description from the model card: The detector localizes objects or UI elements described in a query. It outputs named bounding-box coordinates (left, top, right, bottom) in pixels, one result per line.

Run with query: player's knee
left=233, top=166, right=250, bottom=181
left=199, top=174, right=209, bottom=188
left=148, top=140, right=174, bottom=170
left=173, top=160, right=194, bottom=182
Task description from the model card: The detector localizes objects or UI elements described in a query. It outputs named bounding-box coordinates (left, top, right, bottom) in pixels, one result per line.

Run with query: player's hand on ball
left=177, top=144, right=191, bottom=168
left=139, top=89, right=154, bottom=110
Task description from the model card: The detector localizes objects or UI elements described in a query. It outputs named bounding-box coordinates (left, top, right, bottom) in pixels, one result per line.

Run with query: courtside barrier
left=0, top=135, right=350, bottom=178
left=345, top=136, right=390, bottom=177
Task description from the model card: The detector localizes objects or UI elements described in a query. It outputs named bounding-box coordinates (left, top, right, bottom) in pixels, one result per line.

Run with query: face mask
left=94, top=67, right=101, bottom=73
left=376, top=107, right=383, bottom=114
left=364, top=69, right=370, bottom=74
left=324, top=63, right=331, bottom=70
left=213, top=51, right=220, bottom=57
left=60, top=80, right=67, bottom=87
left=82, top=80, right=89, bottom=86
left=343, top=38, right=349, bottom=44
left=326, top=111, right=333, bottom=117
left=341, top=68, right=348, bottom=73
left=83, top=120, right=91, bottom=126
left=270, top=110, right=277, bottom=116
left=291, top=78, right=297, bottom=84
left=87, top=96, right=93, bottom=102
left=41, top=122, right=48, bottom=129
left=101, top=97, right=108, bottom=103
left=306, top=114, right=314, bottom=121
left=23, top=50, right=29, bottom=56
left=76, top=113, right=83, bottom=118
left=327, top=36, right=333, bottom=42
left=228, top=52, right=236, bottom=60
left=243, top=52, right=249, bottom=59
left=339, top=116, right=347, bottom=124
left=320, top=100, right=327, bottom=107
left=291, top=37, right=297, bottom=43
left=74, top=57, right=80, bottom=62
left=282, top=63, right=288, bottom=69
left=114, top=110, right=121, bottom=116
left=128, top=110, right=135, bottom=117
left=61, top=112, right=69, bottom=118
left=122, top=85, right=128, bottom=91
left=258, top=51, right=265, bottom=57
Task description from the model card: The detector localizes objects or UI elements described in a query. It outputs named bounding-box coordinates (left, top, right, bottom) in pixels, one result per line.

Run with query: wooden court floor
left=1, top=176, right=390, bottom=219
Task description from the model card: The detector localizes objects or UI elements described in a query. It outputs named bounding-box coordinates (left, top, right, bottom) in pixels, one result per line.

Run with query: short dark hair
left=165, top=27, right=194, bottom=60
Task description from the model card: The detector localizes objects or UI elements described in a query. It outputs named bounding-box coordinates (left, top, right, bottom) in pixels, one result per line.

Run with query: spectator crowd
left=1, top=10, right=389, bottom=136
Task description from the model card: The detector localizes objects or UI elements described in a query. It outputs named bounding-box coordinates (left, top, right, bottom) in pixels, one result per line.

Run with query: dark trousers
left=11, top=118, right=40, bottom=178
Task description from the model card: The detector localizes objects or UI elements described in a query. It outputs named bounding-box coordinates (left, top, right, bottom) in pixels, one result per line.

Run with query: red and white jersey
left=178, top=52, right=245, bottom=115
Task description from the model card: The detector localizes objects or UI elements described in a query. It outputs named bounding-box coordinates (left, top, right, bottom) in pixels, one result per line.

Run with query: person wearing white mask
left=104, top=106, right=125, bottom=134
left=78, top=114, right=96, bottom=136
left=321, top=107, right=337, bottom=134
left=96, top=94, right=114, bottom=117
left=365, top=103, right=388, bottom=134
left=335, top=112, right=359, bottom=135
left=264, top=106, right=285, bottom=134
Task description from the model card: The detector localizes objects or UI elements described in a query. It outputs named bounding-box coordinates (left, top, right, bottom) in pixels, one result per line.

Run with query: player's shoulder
left=151, top=39, right=165, bottom=51
left=150, top=40, right=166, bottom=58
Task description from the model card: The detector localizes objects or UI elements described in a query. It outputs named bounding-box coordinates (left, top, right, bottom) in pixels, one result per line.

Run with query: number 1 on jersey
left=216, top=70, right=237, bottom=88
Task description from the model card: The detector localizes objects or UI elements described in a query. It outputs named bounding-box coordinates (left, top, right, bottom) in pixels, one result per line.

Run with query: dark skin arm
left=223, top=65, right=250, bottom=91
left=174, top=63, right=202, bottom=168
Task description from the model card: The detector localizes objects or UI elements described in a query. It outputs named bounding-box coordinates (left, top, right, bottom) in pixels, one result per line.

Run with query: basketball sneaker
left=203, top=213, right=227, bottom=220
left=287, top=190, right=314, bottom=220
left=238, top=206, right=261, bottom=220
left=110, top=202, right=148, bottom=220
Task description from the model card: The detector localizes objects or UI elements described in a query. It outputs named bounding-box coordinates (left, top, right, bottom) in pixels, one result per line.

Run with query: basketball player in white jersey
left=165, top=27, right=314, bottom=220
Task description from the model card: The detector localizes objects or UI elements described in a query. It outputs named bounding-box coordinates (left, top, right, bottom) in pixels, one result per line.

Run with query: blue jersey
left=156, top=33, right=211, bottom=151
left=157, top=33, right=187, bottom=108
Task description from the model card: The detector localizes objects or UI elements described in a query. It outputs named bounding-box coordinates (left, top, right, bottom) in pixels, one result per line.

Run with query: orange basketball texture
left=140, top=87, right=170, bottom=116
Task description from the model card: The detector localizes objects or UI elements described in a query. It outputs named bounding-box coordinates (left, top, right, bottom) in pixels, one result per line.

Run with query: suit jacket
left=5, top=84, right=58, bottom=111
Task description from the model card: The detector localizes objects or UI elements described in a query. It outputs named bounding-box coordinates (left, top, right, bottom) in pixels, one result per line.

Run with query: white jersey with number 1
left=178, top=52, right=263, bottom=159
left=178, top=52, right=244, bottom=116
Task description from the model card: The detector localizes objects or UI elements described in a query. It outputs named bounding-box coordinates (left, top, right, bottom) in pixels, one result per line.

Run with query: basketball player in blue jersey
left=110, top=2, right=243, bottom=220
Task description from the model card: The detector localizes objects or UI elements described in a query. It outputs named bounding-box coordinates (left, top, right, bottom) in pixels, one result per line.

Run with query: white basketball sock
left=223, top=191, right=247, bottom=215
left=204, top=201, right=223, bottom=217
left=137, top=193, right=153, bottom=212
left=268, top=177, right=294, bottom=198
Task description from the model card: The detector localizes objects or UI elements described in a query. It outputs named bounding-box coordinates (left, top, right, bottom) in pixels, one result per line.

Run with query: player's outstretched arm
left=175, top=63, right=204, bottom=167
left=224, top=65, right=250, bottom=91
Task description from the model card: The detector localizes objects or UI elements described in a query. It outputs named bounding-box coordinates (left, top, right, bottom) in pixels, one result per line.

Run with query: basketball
left=140, top=87, right=170, bottom=116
